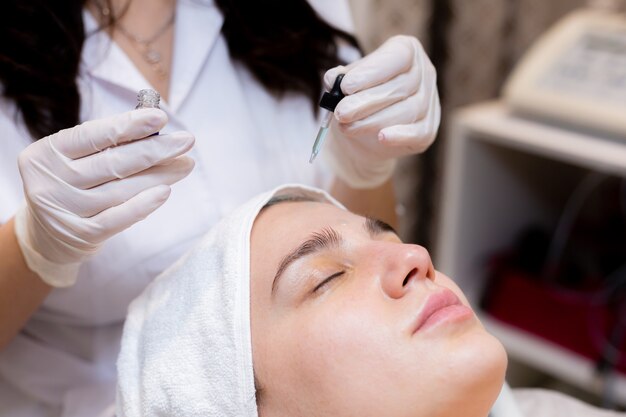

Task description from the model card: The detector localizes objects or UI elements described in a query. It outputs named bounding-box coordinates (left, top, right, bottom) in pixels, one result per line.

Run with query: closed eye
left=313, top=271, right=345, bottom=293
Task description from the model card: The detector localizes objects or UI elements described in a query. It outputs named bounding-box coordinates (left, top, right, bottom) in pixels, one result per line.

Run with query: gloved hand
left=323, top=35, right=441, bottom=189
left=14, top=109, right=195, bottom=287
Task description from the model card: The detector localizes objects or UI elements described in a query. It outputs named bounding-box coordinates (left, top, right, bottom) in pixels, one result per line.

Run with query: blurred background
left=348, top=0, right=626, bottom=411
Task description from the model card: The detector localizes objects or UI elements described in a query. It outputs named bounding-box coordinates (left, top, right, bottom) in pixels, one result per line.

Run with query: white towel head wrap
left=116, top=184, right=343, bottom=417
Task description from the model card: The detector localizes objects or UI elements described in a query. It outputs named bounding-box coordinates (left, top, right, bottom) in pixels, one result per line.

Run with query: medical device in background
left=482, top=3, right=626, bottom=407
left=503, top=6, right=626, bottom=138
left=309, top=74, right=345, bottom=163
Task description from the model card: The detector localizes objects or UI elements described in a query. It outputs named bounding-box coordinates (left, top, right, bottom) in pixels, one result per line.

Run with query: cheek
left=267, top=298, right=403, bottom=415
left=274, top=298, right=453, bottom=417
left=299, top=300, right=507, bottom=417
left=296, top=300, right=391, bottom=382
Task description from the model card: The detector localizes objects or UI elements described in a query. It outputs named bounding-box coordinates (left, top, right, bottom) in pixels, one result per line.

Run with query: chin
left=455, top=330, right=508, bottom=415
left=400, top=328, right=507, bottom=417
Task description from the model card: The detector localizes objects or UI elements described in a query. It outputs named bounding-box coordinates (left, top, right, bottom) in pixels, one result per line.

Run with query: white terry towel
left=116, top=184, right=340, bottom=417
left=116, top=183, right=526, bottom=417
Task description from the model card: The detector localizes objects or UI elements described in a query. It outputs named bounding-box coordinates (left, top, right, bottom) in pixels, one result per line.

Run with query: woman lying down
left=116, top=184, right=623, bottom=417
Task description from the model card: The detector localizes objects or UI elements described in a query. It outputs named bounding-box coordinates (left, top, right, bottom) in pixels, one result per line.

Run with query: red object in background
left=483, top=269, right=626, bottom=374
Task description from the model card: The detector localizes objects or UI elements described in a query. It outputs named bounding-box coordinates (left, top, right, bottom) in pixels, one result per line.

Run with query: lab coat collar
left=169, top=0, right=224, bottom=112
left=81, top=10, right=151, bottom=101
left=80, top=0, right=224, bottom=114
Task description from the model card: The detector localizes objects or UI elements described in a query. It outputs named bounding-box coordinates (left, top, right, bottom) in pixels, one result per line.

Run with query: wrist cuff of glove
left=14, top=207, right=81, bottom=288
left=324, top=152, right=397, bottom=190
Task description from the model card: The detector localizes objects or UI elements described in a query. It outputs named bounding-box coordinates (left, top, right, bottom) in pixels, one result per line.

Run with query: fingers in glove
left=77, top=184, right=172, bottom=244
left=73, top=156, right=195, bottom=218
left=337, top=91, right=429, bottom=140
left=378, top=93, right=441, bottom=153
left=324, top=35, right=419, bottom=95
left=67, top=131, right=195, bottom=189
left=334, top=62, right=421, bottom=124
left=52, top=109, right=168, bottom=159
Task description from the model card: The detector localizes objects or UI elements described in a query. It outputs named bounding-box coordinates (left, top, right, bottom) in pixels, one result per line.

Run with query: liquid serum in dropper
left=309, top=74, right=345, bottom=163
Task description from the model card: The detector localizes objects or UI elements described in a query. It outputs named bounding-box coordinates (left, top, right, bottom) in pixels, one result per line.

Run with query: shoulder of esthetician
left=0, top=1, right=440, bottom=416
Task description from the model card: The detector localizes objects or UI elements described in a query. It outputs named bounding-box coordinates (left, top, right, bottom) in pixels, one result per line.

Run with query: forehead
left=253, top=201, right=358, bottom=239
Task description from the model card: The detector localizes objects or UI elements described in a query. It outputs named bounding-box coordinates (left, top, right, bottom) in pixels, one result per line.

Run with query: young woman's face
left=250, top=201, right=507, bottom=417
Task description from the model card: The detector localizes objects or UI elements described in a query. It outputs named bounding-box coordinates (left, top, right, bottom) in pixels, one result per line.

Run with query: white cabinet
left=435, top=101, right=626, bottom=404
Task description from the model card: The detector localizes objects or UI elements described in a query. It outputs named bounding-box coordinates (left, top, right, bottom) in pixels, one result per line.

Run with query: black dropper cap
left=319, top=74, right=345, bottom=111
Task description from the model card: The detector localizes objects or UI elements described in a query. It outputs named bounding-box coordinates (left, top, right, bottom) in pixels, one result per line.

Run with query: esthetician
left=0, top=1, right=440, bottom=415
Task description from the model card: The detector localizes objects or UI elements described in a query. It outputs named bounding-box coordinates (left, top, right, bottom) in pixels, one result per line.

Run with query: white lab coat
left=0, top=1, right=352, bottom=416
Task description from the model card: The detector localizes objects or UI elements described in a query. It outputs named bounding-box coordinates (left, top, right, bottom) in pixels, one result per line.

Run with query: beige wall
left=349, top=0, right=431, bottom=53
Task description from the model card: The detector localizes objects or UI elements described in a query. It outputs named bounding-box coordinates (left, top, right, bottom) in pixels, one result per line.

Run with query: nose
left=379, top=243, right=435, bottom=299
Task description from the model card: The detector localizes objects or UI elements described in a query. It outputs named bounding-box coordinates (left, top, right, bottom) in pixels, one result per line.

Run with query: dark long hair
left=0, top=0, right=359, bottom=141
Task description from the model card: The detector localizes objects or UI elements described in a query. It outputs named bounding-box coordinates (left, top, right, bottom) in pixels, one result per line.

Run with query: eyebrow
left=364, top=217, right=397, bottom=236
left=271, top=217, right=398, bottom=295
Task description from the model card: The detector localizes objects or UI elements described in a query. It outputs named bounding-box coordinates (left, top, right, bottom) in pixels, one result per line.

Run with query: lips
left=411, top=289, right=467, bottom=334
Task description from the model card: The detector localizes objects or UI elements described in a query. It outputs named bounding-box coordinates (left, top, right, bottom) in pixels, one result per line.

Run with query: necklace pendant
left=145, top=48, right=162, bottom=65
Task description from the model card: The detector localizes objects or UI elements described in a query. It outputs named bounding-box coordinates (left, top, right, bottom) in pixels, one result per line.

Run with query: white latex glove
left=323, top=35, right=441, bottom=189
left=14, top=109, right=195, bottom=287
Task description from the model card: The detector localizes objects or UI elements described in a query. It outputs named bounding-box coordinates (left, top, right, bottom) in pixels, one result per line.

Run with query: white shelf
left=452, top=101, right=626, bottom=178
left=435, top=100, right=626, bottom=405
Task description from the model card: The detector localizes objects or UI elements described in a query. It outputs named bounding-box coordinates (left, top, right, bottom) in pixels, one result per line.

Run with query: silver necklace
left=115, top=11, right=176, bottom=79
left=94, top=0, right=176, bottom=80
